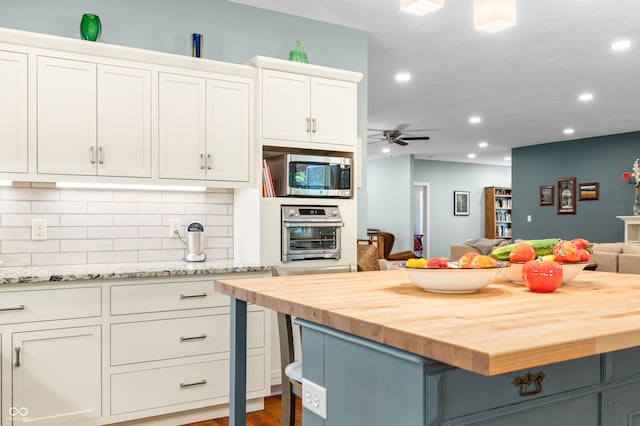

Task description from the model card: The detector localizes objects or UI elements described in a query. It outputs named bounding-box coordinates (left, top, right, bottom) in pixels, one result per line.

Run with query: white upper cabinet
left=159, top=71, right=252, bottom=183
left=0, top=49, right=28, bottom=174
left=259, top=66, right=359, bottom=150
left=97, top=64, right=152, bottom=178
left=37, top=56, right=151, bottom=177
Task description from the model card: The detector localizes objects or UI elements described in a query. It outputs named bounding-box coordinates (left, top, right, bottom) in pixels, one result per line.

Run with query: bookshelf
left=485, top=186, right=512, bottom=239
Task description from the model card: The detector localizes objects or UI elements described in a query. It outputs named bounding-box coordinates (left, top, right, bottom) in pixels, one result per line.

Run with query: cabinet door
left=37, top=56, right=97, bottom=175
left=206, top=78, right=250, bottom=182
left=97, top=65, right=152, bottom=178
left=158, top=72, right=206, bottom=180
left=310, top=77, right=356, bottom=146
left=12, top=326, right=101, bottom=424
left=261, top=69, right=310, bottom=143
left=0, top=50, right=27, bottom=174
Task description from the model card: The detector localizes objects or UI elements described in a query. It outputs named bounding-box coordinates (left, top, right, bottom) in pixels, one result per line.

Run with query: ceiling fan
left=368, top=127, right=431, bottom=146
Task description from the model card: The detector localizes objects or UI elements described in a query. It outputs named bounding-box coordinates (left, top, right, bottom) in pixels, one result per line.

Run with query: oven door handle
left=283, top=221, right=344, bottom=228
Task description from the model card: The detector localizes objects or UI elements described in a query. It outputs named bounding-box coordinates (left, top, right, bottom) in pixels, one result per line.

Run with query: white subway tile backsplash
left=87, top=202, right=138, bottom=214
left=32, top=201, right=87, bottom=214
left=32, top=252, right=88, bottom=266
left=87, top=251, right=138, bottom=264
left=88, top=226, right=138, bottom=239
left=0, top=186, right=235, bottom=267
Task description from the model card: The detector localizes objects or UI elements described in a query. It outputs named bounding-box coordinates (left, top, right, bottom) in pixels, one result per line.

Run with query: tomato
left=552, top=240, right=581, bottom=262
left=459, top=252, right=478, bottom=268
left=509, top=243, right=536, bottom=262
left=470, top=255, right=497, bottom=268
left=571, top=238, right=593, bottom=253
left=522, top=260, right=563, bottom=293
left=426, top=257, right=450, bottom=269
left=578, top=248, right=591, bottom=261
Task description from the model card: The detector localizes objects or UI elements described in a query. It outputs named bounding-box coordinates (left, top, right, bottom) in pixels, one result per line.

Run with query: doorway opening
left=413, top=182, right=430, bottom=259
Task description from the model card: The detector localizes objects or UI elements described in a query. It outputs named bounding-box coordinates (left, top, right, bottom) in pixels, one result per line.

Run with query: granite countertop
left=0, top=261, right=271, bottom=285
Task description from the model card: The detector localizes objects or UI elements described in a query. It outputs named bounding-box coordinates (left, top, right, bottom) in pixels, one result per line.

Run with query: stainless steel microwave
left=266, top=154, right=352, bottom=198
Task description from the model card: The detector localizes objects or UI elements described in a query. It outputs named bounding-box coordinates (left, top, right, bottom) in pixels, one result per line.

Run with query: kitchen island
left=215, top=269, right=640, bottom=425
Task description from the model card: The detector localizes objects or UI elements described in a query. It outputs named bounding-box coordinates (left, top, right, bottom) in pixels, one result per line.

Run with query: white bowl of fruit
left=400, top=255, right=507, bottom=293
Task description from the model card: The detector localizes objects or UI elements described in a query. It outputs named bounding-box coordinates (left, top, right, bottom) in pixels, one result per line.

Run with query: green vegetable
left=491, top=238, right=561, bottom=261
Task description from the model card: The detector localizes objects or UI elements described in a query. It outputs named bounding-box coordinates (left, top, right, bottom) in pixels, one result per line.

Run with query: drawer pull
left=180, top=379, right=207, bottom=388
left=180, top=293, right=207, bottom=299
left=511, top=371, right=545, bottom=397
left=14, top=347, right=21, bottom=367
left=180, top=334, right=207, bottom=342
left=0, top=305, right=25, bottom=312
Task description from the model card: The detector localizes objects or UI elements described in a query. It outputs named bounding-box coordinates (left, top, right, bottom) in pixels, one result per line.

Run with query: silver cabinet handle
left=206, top=153, right=212, bottom=170
left=90, top=146, right=96, bottom=164
left=0, top=305, right=24, bottom=312
left=180, top=334, right=207, bottom=342
left=200, top=153, right=205, bottom=170
left=306, top=117, right=311, bottom=133
left=180, top=379, right=207, bottom=388
left=98, top=146, right=104, bottom=164
left=180, top=293, right=207, bottom=299
left=312, top=118, right=317, bottom=133
left=14, top=347, right=21, bottom=367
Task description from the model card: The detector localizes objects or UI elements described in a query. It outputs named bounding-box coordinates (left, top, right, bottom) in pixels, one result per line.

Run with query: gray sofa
left=591, top=242, right=640, bottom=274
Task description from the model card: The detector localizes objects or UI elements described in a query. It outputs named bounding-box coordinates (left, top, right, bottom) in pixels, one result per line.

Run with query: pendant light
left=400, top=0, right=444, bottom=16
left=474, top=0, right=516, bottom=33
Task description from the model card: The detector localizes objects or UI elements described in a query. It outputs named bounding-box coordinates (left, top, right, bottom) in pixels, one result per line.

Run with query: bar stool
left=271, top=264, right=357, bottom=426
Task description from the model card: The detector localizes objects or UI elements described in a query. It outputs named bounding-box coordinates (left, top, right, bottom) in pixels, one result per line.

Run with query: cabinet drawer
left=111, top=311, right=264, bottom=365
left=0, top=286, right=101, bottom=324
left=110, top=280, right=227, bottom=315
left=611, top=346, right=640, bottom=379
left=437, top=355, right=601, bottom=420
left=110, top=355, right=265, bottom=415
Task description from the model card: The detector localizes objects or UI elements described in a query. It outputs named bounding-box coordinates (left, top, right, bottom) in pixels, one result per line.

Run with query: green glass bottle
left=80, top=14, right=101, bottom=41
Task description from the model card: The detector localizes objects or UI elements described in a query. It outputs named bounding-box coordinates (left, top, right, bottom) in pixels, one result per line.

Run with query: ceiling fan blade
left=394, top=139, right=409, bottom=146
left=399, top=136, right=430, bottom=141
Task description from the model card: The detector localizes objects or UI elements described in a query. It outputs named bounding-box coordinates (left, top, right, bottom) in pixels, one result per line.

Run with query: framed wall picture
left=539, top=185, right=554, bottom=206
left=557, top=177, right=577, bottom=214
left=579, top=182, right=599, bottom=200
left=454, top=191, right=470, bottom=216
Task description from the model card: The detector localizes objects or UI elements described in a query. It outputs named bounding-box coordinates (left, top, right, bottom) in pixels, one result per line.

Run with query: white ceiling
left=229, top=0, right=640, bottom=165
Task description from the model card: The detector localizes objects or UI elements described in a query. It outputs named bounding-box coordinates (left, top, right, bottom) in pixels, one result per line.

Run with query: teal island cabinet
left=215, top=269, right=640, bottom=425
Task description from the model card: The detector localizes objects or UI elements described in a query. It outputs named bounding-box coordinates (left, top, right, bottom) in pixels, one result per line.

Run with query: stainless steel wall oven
left=281, top=205, right=343, bottom=261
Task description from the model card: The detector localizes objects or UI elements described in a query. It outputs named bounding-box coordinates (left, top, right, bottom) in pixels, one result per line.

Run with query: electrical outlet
left=32, top=219, right=47, bottom=241
left=302, top=378, right=327, bottom=419
left=169, top=219, right=181, bottom=237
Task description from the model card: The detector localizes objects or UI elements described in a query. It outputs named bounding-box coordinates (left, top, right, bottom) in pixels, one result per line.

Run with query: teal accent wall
left=512, top=131, right=639, bottom=243
left=0, top=0, right=369, bottom=233
left=367, top=156, right=511, bottom=257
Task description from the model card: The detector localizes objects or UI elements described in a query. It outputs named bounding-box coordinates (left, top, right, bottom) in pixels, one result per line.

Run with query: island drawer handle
left=511, top=371, right=546, bottom=397
left=0, top=305, right=25, bottom=312
left=180, top=334, right=207, bottom=342
left=180, top=293, right=207, bottom=299
left=180, top=379, right=207, bottom=388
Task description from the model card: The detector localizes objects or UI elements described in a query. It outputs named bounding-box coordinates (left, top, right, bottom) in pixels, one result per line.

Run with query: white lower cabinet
left=0, top=273, right=270, bottom=425
left=12, top=326, right=102, bottom=425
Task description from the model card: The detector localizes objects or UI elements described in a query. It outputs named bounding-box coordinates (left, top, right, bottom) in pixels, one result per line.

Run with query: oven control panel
left=281, top=206, right=342, bottom=223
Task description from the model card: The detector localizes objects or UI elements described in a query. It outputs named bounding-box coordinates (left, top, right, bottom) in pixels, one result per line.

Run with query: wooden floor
left=183, top=395, right=301, bottom=426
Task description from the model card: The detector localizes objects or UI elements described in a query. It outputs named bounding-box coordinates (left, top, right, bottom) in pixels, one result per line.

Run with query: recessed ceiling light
left=467, top=153, right=476, bottom=158
left=382, top=147, right=391, bottom=153
left=395, top=72, right=411, bottom=82
left=578, top=93, right=594, bottom=102
left=504, top=156, right=511, bottom=161
left=611, top=40, right=631, bottom=51
left=469, top=116, right=481, bottom=124
left=478, top=141, right=488, bottom=148
left=563, top=128, right=575, bottom=135
left=400, top=0, right=444, bottom=16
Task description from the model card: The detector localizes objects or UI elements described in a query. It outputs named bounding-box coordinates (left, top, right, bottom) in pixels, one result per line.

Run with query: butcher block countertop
left=215, top=269, right=640, bottom=376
